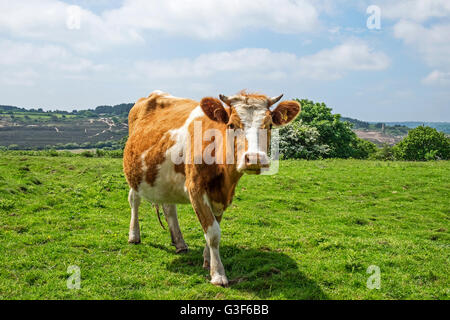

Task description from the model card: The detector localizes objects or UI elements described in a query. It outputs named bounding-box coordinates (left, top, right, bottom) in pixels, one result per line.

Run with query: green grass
left=0, top=155, right=448, bottom=299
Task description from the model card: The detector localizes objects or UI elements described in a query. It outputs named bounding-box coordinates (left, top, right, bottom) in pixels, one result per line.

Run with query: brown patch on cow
left=123, top=91, right=197, bottom=190
left=174, top=163, right=185, bottom=176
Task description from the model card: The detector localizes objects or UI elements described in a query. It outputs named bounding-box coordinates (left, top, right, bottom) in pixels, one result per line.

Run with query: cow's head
left=200, top=91, right=301, bottom=174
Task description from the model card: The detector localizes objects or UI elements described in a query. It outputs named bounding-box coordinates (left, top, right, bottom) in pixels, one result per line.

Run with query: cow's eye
left=227, top=123, right=235, bottom=130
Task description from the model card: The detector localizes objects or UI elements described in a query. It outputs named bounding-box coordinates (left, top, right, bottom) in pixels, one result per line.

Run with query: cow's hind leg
left=162, top=204, right=188, bottom=253
left=128, top=189, right=141, bottom=244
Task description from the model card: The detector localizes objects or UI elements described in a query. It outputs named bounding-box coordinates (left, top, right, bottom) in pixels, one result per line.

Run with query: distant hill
left=382, top=122, right=450, bottom=134
left=341, top=117, right=410, bottom=136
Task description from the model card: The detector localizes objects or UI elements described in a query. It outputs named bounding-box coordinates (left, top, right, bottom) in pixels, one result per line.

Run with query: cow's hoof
left=128, top=238, right=141, bottom=244
left=203, top=260, right=210, bottom=270
left=211, top=274, right=229, bottom=287
left=175, top=246, right=188, bottom=254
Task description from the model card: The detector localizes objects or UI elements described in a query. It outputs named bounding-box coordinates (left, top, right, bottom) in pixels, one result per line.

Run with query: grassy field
left=0, top=155, right=448, bottom=299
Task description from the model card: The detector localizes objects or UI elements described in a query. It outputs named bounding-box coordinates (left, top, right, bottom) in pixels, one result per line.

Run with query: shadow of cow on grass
left=159, top=244, right=326, bottom=299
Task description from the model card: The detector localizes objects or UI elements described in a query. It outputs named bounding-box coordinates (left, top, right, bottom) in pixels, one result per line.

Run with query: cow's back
left=123, top=91, right=199, bottom=192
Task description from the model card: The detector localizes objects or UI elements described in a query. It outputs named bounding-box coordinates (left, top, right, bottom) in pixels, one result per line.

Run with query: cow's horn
left=269, top=94, right=284, bottom=106
left=219, top=94, right=230, bottom=104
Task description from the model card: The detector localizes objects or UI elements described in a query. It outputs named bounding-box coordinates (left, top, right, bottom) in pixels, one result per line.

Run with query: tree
left=393, top=126, right=450, bottom=161
left=286, top=99, right=367, bottom=159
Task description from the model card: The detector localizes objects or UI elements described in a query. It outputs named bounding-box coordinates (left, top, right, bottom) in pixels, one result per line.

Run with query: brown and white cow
left=123, top=90, right=300, bottom=286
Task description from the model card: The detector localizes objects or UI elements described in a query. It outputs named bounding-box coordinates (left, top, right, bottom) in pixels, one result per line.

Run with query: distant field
left=353, top=129, right=405, bottom=146
left=0, top=116, right=127, bottom=149
left=0, top=104, right=131, bottom=150
left=0, top=155, right=448, bottom=299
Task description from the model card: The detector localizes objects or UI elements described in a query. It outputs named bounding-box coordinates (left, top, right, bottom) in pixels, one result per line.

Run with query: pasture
left=0, top=154, right=448, bottom=299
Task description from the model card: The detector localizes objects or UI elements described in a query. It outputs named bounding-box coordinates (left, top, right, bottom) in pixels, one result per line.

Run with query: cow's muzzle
left=239, top=152, right=270, bottom=174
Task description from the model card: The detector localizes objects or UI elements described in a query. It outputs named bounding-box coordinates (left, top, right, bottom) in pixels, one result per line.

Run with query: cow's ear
left=271, top=100, right=301, bottom=126
left=200, top=97, right=229, bottom=124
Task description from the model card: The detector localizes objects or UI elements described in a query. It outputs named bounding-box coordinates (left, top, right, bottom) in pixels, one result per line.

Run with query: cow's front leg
left=162, top=204, right=188, bottom=253
left=189, top=192, right=228, bottom=287
left=205, top=220, right=227, bottom=286
left=128, top=189, right=141, bottom=244
left=203, top=214, right=222, bottom=270
left=203, top=243, right=210, bottom=270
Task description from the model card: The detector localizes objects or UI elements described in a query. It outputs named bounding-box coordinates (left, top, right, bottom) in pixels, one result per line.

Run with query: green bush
left=45, top=149, right=59, bottom=157
left=393, top=126, right=450, bottom=161
left=279, top=120, right=330, bottom=159
left=96, top=149, right=105, bottom=157
left=352, top=138, right=377, bottom=159
left=370, top=144, right=395, bottom=161
left=81, top=151, right=94, bottom=158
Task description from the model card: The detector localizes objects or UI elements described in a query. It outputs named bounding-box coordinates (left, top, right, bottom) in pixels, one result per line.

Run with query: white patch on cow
left=137, top=106, right=204, bottom=204
left=150, top=89, right=183, bottom=100
left=168, top=105, right=204, bottom=165
left=138, top=156, right=189, bottom=204
left=151, top=89, right=166, bottom=96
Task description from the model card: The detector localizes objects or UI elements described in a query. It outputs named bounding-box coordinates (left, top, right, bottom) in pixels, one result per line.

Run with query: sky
left=0, top=0, right=449, bottom=121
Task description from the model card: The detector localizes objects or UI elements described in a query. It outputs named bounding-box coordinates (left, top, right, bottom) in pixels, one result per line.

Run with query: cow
left=123, top=90, right=300, bottom=287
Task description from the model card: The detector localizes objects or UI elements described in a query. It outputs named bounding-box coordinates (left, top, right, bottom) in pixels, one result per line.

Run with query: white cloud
left=134, top=41, right=389, bottom=81
left=104, top=0, right=320, bottom=39
left=0, top=1, right=142, bottom=53
left=297, top=41, right=390, bottom=79
left=394, top=21, right=450, bottom=68
left=382, top=0, right=450, bottom=22
left=0, top=40, right=106, bottom=86
left=422, top=70, right=450, bottom=86
left=382, top=1, right=450, bottom=86
left=0, top=0, right=322, bottom=53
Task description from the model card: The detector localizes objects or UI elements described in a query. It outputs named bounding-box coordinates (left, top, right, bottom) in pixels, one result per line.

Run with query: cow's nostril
left=245, top=154, right=250, bottom=164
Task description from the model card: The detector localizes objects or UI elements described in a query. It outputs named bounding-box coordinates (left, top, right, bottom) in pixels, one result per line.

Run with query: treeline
left=0, top=149, right=123, bottom=158
left=0, top=103, right=134, bottom=117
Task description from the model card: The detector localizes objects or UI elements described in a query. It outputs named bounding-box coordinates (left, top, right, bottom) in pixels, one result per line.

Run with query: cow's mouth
left=243, top=164, right=270, bottom=175
left=244, top=168, right=262, bottom=175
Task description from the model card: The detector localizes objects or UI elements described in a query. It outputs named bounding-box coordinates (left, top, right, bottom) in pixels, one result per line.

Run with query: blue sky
left=0, top=0, right=449, bottom=121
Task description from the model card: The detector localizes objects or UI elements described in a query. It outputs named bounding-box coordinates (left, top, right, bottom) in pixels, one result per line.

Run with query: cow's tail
left=153, top=204, right=166, bottom=230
